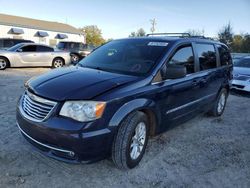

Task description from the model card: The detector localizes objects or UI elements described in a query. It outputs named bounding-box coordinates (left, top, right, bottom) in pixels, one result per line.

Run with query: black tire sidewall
left=125, top=113, right=149, bottom=168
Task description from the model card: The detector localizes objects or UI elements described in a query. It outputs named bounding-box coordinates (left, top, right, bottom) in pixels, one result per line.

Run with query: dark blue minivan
left=16, top=34, right=233, bottom=169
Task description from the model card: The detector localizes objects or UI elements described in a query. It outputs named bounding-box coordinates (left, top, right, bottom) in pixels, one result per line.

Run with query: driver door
left=17, top=45, right=39, bottom=66
left=153, top=44, right=200, bottom=130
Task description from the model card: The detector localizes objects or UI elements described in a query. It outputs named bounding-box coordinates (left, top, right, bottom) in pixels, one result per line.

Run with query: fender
left=108, top=98, right=156, bottom=127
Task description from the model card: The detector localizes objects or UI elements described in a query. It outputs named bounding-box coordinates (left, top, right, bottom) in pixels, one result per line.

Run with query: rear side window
left=196, top=43, right=217, bottom=70
left=168, top=46, right=194, bottom=74
left=57, top=42, right=65, bottom=49
left=217, top=44, right=232, bottom=66
left=37, top=45, right=54, bottom=52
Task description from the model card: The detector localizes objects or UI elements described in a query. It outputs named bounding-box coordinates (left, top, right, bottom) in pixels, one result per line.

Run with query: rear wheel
left=52, top=58, right=64, bottom=68
left=0, top=57, right=9, bottom=70
left=208, top=88, right=228, bottom=116
left=71, top=54, right=80, bottom=64
left=112, top=111, right=149, bottom=170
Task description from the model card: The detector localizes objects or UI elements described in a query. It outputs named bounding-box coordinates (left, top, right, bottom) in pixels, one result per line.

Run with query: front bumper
left=16, top=108, right=115, bottom=163
left=232, top=80, right=250, bottom=92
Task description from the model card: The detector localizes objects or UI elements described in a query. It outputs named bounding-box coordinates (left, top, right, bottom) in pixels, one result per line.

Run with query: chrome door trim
left=166, top=93, right=216, bottom=114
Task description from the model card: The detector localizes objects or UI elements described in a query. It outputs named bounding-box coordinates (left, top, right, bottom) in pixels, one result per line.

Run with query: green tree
left=80, top=25, right=105, bottom=46
left=186, top=29, right=204, bottom=36
left=218, top=23, right=233, bottom=48
left=129, top=28, right=146, bottom=37
left=241, top=34, right=250, bottom=53
left=231, top=35, right=243, bottom=52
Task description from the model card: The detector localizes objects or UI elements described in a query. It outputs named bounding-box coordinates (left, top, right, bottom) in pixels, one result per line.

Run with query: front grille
left=21, top=91, right=57, bottom=122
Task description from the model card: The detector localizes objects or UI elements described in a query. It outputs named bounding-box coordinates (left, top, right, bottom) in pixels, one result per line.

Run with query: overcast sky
left=0, top=0, right=249, bottom=39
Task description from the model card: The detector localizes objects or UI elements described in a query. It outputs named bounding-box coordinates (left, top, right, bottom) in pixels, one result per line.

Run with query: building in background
left=0, top=13, right=85, bottom=47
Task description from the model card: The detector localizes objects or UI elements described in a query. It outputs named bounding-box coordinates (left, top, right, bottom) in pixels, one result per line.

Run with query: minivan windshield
left=79, top=39, right=168, bottom=76
left=234, top=58, right=250, bottom=68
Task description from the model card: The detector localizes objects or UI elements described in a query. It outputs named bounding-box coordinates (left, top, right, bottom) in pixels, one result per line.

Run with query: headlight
left=59, top=101, right=106, bottom=122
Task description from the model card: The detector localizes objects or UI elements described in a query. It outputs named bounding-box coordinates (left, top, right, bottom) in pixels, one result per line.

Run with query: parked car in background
left=17, top=34, right=232, bottom=169
left=232, top=56, right=250, bottom=92
left=0, top=43, right=71, bottom=70
left=0, top=38, right=34, bottom=50
left=231, top=53, right=250, bottom=64
left=57, top=41, right=95, bottom=63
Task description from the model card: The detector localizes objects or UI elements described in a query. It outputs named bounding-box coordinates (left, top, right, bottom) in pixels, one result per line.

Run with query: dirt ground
left=0, top=68, right=250, bottom=188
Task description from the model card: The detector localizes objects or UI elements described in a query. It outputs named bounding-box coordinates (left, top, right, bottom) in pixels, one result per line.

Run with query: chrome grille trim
left=19, top=91, right=57, bottom=122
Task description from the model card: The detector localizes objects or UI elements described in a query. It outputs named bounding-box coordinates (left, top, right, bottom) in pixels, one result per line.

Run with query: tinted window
left=37, top=45, right=54, bottom=52
left=169, top=46, right=194, bottom=74
left=234, top=58, right=250, bottom=68
left=3, top=40, right=15, bottom=48
left=217, top=44, right=232, bottom=66
left=57, top=42, right=66, bottom=49
left=20, top=45, right=37, bottom=52
left=79, top=40, right=168, bottom=76
left=196, top=43, right=217, bottom=70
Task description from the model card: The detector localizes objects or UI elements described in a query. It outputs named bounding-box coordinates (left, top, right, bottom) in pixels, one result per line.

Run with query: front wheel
left=208, top=88, right=228, bottom=116
left=112, top=111, right=149, bottom=170
left=0, top=57, right=9, bottom=70
left=52, top=58, right=64, bottom=68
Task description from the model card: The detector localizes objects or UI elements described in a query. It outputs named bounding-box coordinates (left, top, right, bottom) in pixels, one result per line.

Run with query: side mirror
left=16, top=48, right=23, bottom=52
left=161, top=64, right=187, bottom=80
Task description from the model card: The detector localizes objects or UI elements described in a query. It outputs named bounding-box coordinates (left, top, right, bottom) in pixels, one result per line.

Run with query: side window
left=3, top=40, right=14, bottom=48
left=196, top=43, right=217, bottom=70
left=169, top=46, right=195, bottom=74
left=217, top=44, right=232, bottom=66
left=36, top=45, right=54, bottom=52
left=20, top=45, right=37, bottom=52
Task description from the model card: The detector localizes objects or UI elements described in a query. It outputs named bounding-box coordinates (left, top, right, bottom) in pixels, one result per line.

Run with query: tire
left=0, top=57, right=10, bottom=70
left=208, top=88, right=228, bottom=116
left=52, top=58, right=64, bottom=68
left=71, top=54, right=80, bottom=64
left=112, top=111, right=149, bottom=170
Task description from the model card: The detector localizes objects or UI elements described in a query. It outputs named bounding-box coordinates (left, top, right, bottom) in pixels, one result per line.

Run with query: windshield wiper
left=80, top=65, right=106, bottom=71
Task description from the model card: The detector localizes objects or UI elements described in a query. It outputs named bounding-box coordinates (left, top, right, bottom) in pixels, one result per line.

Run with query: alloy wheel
left=217, top=92, right=226, bottom=114
left=130, top=122, right=146, bottom=160
left=54, top=59, right=63, bottom=68
left=0, top=59, right=7, bottom=69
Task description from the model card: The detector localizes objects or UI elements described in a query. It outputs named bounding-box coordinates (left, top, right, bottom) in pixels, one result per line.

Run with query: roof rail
left=146, top=33, right=191, bottom=37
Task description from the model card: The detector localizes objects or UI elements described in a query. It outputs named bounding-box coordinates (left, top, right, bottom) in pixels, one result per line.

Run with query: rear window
left=57, top=42, right=66, bottom=49
left=37, top=45, right=54, bottom=52
left=196, top=43, right=217, bottom=70
left=217, top=44, right=232, bottom=66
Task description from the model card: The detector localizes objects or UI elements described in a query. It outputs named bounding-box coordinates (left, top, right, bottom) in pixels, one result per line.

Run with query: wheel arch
left=0, top=56, right=11, bottom=67
left=108, top=98, right=158, bottom=136
left=52, top=56, right=65, bottom=64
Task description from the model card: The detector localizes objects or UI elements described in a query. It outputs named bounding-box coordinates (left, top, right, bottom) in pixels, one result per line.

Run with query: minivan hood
left=27, top=66, right=138, bottom=101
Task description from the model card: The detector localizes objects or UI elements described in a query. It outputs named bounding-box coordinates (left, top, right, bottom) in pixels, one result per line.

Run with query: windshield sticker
left=148, top=42, right=168, bottom=46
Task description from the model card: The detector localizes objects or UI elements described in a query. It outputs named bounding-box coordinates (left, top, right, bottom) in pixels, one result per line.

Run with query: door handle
left=200, top=78, right=207, bottom=84
left=192, top=80, right=199, bottom=86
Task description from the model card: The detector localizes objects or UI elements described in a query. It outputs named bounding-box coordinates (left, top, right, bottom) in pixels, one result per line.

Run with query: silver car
left=232, top=56, right=250, bottom=92
left=0, top=43, right=71, bottom=70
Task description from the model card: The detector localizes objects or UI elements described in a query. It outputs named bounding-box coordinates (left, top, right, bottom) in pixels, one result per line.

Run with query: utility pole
left=150, top=18, right=157, bottom=34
